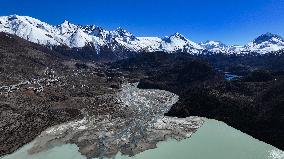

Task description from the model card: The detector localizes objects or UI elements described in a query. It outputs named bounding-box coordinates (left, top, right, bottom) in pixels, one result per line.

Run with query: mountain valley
left=0, top=15, right=284, bottom=159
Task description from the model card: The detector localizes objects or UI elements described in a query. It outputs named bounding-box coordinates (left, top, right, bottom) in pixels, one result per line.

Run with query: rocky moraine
left=26, top=83, right=203, bottom=158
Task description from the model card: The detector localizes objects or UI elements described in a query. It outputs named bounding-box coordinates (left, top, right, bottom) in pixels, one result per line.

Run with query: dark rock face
left=114, top=52, right=284, bottom=150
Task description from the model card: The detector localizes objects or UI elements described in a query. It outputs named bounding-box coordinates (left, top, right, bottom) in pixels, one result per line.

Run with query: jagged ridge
left=1, top=15, right=284, bottom=55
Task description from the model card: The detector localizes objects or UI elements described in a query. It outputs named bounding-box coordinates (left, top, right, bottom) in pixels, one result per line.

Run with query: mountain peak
left=114, top=27, right=133, bottom=37
left=4, top=14, right=28, bottom=22
left=253, top=32, right=284, bottom=44
left=115, top=27, right=128, bottom=33
left=57, top=20, right=79, bottom=35
left=243, top=33, right=284, bottom=53
left=167, top=32, right=188, bottom=42
left=62, top=20, right=70, bottom=25
left=59, top=20, right=78, bottom=27
left=171, top=32, right=185, bottom=38
left=173, top=32, right=182, bottom=36
left=4, top=15, right=43, bottom=24
left=8, top=14, right=19, bottom=18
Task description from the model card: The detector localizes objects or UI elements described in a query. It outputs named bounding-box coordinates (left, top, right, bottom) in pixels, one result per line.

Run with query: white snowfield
left=0, top=15, right=284, bottom=54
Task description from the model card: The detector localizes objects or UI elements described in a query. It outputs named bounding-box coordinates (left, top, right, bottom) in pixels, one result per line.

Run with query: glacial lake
left=224, top=73, right=241, bottom=81
left=2, top=119, right=283, bottom=159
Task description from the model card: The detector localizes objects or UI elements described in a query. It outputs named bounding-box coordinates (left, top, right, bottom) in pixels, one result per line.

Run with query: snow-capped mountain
left=161, top=33, right=203, bottom=54
left=227, top=45, right=245, bottom=54
left=199, top=40, right=228, bottom=53
left=200, top=33, right=284, bottom=54
left=244, top=33, right=284, bottom=54
left=0, top=15, right=203, bottom=54
left=0, top=15, right=284, bottom=55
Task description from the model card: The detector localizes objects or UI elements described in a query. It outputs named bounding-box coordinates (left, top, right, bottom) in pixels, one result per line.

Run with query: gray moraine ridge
left=26, top=83, right=204, bottom=159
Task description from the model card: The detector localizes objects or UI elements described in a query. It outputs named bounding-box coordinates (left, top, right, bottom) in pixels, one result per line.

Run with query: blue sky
left=0, top=0, right=284, bottom=45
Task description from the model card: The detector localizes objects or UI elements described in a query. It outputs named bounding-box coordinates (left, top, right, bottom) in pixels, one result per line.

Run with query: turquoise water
left=2, top=119, right=283, bottom=159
